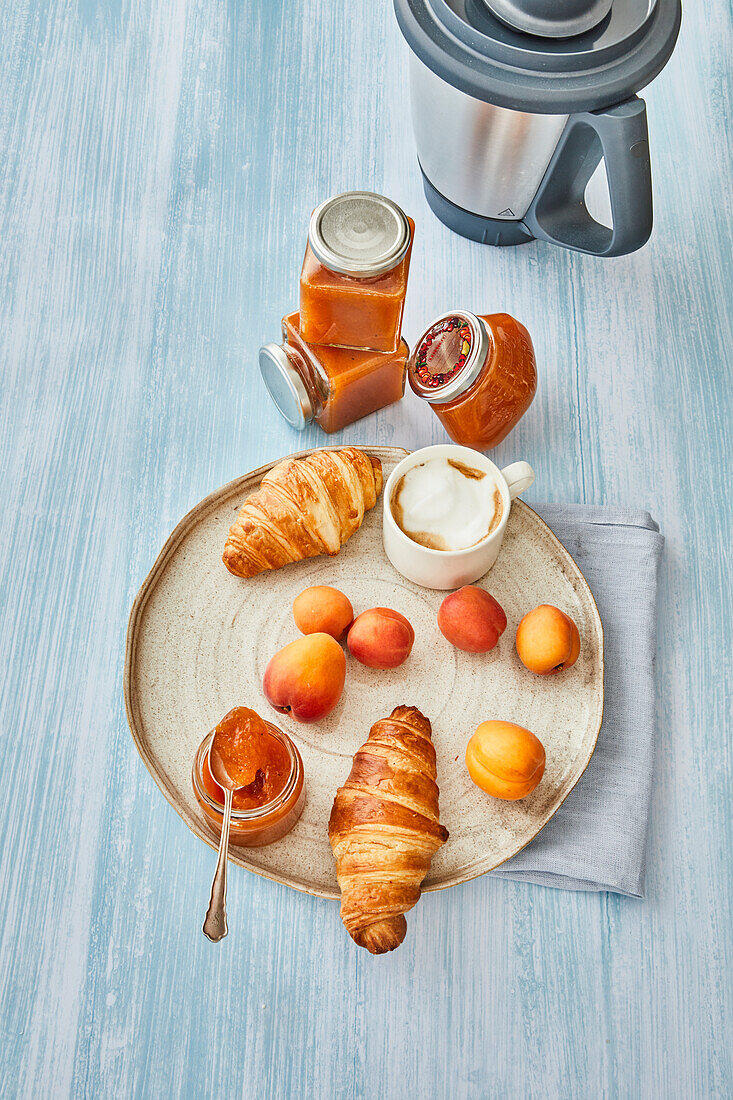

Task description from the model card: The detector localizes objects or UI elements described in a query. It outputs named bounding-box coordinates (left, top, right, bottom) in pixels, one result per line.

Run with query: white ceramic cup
left=382, top=444, right=535, bottom=590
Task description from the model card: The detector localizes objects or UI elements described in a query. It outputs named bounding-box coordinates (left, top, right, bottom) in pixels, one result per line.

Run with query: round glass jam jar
left=192, top=724, right=305, bottom=848
left=299, top=191, right=414, bottom=353
left=408, top=311, right=537, bottom=451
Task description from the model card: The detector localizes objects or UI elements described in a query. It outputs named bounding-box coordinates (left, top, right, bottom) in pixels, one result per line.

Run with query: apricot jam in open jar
left=192, top=720, right=305, bottom=848
left=259, top=311, right=408, bottom=433
left=408, top=311, right=537, bottom=451
left=299, top=192, right=414, bottom=353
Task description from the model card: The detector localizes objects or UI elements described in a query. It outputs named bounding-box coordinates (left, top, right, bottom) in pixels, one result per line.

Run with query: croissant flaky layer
left=328, top=705, right=449, bottom=954
left=222, top=447, right=383, bottom=579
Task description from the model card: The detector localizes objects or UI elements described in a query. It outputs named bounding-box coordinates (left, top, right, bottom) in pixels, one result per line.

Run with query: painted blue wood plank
left=0, top=0, right=731, bottom=1098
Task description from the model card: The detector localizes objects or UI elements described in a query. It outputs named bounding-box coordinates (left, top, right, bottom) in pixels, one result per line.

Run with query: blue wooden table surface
left=1, top=1, right=731, bottom=1097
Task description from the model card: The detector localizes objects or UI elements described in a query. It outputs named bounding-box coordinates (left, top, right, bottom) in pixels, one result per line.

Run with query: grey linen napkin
left=491, top=504, right=664, bottom=898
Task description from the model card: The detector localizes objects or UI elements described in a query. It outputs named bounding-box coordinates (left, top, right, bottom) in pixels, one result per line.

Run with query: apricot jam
left=408, top=312, right=537, bottom=451
left=192, top=714, right=305, bottom=847
left=259, top=312, right=408, bottom=433
left=299, top=192, right=414, bottom=353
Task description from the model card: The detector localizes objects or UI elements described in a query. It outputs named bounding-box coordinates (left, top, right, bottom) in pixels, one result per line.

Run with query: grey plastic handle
left=523, top=97, right=653, bottom=257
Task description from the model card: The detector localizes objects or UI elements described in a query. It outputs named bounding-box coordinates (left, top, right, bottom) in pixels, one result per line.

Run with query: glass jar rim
left=192, top=723, right=302, bottom=821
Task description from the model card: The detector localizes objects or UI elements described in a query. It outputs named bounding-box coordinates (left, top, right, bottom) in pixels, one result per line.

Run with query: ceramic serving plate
left=124, top=446, right=604, bottom=899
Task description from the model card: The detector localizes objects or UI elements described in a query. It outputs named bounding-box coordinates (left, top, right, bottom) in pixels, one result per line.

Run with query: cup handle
left=501, top=461, right=535, bottom=500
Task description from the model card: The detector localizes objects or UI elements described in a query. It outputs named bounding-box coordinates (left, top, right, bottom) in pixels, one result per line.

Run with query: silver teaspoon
left=202, top=745, right=244, bottom=943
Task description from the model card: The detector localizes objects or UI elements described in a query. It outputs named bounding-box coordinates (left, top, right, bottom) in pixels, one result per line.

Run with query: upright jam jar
left=408, top=312, right=537, bottom=451
left=299, top=191, right=414, bottom=353
left=259, top=311, right=409, bottom=433
left=192, top=724, right=305, bottom=848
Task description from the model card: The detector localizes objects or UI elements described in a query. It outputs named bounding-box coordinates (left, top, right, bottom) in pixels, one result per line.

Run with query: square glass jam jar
left=192, top=723, right=305, bottom=848
left=407, top=312, right=537, bottom=451
left=259, top=311, right=409, bottom=433
left=299, top=192, right=414, bottom=353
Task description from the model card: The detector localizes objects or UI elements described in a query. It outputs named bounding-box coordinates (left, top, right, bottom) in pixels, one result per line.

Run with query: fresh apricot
left=263, top=633, right=346, bottom=722
left=293, top=585, right=353, bottom=641
left=466, top=720, right=545, bottom=800
left=347, top=608, right=414, bottom=669
left=515, top=604, right=580, bottom=674
left=438, top=586, right=507, bottom=653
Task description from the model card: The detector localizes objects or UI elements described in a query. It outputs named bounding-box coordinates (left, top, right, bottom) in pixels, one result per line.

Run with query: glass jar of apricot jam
left=408, top=311, right=537, bottom=451
left=192, top=723, right=305, bottom=848
left=299, top=192, right=414, bottom=353
left=259, top=311, right=408, bottom=433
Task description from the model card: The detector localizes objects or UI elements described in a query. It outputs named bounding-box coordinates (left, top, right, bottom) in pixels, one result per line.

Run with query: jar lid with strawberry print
left=408, top=311, right=490, bottom=404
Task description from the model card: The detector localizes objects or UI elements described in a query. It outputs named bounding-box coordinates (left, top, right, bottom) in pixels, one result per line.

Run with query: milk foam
left=391, top=457, right=503, bottom=551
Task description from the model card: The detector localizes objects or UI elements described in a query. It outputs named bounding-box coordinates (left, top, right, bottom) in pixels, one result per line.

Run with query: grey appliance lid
left=484, top=0, right=613, bottom=37
left=394, top=0, right=681, bottom=113
left=308, top=192, right=411, bottom=277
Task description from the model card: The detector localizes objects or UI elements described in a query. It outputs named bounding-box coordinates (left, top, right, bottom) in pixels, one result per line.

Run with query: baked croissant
left=223, top=447, right=382, bottom=579
left=328, top=705, right=448, bottom=954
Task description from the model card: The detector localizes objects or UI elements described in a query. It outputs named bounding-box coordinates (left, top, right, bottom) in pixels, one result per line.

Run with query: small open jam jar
left=299, top=192, right=414, bottom=353
left=192, top=724, right=305, bottom=848
left=408, top=312, right=537, bottom=451
left=259, top=311, right=408, bottom=433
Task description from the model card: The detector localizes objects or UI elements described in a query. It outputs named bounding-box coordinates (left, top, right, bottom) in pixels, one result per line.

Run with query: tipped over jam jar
left=408, top=312, right=537, bottom=451
left=299, top=191, right=414, bottom=353
left=259, top=311, right=408, bottom=433
left=192, top=723, right=305, bottom=848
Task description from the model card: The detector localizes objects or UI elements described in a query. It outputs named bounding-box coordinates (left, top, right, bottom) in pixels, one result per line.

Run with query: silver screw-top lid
left=258, top=344, right=313, bottom=430
left=408, top=312, right=490, bottom=405
left=482, top=0, right=613, bottom=38
left=308, top=192, right=411, bottom=278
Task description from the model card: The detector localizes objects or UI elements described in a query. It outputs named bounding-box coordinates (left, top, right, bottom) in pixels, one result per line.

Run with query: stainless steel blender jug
left=394, top=0, right=681, bottom=255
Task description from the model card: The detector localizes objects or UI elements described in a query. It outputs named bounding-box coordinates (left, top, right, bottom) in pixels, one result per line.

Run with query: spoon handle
left=203, top=787, right=233, bottom=942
